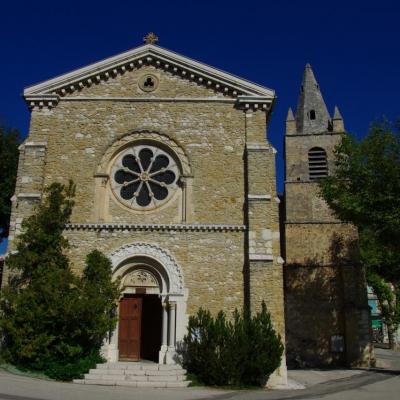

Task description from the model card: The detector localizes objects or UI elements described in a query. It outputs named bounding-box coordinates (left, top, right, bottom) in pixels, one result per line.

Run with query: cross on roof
left=143, top=32, right=159, bottom=44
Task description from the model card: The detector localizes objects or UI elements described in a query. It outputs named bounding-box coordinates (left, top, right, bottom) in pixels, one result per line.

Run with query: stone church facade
left=4, top=36, right=372, bottom=383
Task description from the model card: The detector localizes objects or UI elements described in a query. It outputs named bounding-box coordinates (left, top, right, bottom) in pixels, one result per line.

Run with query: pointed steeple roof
left=332, top=105, right=345, bottom=132
left=295, top=64, right=331, bottom=134
left=286, top=107, right=295, bottom=121
left=285, top=107, right=296, bottom=135
left=333, top=105, right=343, bottom=120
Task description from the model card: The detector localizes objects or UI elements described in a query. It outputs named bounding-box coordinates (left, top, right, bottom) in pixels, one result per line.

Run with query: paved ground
left=0, top=348, right=398, bottom=400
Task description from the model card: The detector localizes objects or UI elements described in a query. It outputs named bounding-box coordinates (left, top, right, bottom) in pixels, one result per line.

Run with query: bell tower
left=283, top=64, right=372, bottom=368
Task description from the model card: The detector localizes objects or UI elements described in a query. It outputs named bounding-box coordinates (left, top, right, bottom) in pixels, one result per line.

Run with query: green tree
left=79, top=250, right=120, bottom=352
left=318, top=120, right=400, bottom=347
left=0, top=181, right=120, bottom=380
left=0, top=124, right=20, bottom=241
left=368, top=270, right=400, bottom=348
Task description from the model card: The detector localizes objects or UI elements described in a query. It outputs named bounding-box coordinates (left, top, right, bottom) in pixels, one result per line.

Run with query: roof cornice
left=23, top=44, right=275, bottom=110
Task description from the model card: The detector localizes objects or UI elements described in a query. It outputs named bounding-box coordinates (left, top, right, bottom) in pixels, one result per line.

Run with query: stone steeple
left=286, top=107, right=296, bottom=135
left=295, top=64, right=331, bottom=134
left=332, top=105, right=345, bottom=132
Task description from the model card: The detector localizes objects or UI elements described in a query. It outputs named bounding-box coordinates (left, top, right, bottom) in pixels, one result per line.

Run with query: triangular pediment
left=24, top=44, right=275, bottom=110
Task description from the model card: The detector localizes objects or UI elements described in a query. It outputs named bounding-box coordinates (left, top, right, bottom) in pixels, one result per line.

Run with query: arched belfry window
left=308, top=147, right=328, bottom=180
left=309, top=110, right=316, bottom=120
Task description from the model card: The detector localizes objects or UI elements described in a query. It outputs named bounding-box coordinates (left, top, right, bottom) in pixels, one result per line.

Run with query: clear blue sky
left=1, top=0, right=399, bottom=253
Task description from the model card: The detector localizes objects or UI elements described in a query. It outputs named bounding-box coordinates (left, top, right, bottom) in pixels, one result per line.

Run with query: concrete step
left=84, top=374, right=186, bottom=382
left=73, top=379, right=191, bottom=388
left=88, top=368, right=186, bottom=376
left=96, top=362, right=183, bottom=371
left=74, top=362, right=191, bottom=388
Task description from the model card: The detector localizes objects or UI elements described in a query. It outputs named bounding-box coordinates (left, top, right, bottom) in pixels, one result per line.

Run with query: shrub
left=44, top=350, right=104, bottom=381
left=0, top=181, right=120, bottom=380
left=183, top=302, right=283, bottom=387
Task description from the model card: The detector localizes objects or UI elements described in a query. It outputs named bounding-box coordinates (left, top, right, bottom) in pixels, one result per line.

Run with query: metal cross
left=143, top=32, right=159, bottom=44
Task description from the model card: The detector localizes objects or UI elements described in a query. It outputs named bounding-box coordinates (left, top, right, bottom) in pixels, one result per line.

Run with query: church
left=4, top=34, right=372, bottom=386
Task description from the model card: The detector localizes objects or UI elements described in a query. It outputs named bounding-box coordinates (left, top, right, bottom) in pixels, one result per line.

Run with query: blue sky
left=1, top=0, right=399, bottom=253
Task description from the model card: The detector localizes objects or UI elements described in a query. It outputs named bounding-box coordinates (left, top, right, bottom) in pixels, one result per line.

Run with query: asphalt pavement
left=0, top=348, right=398, bottom=400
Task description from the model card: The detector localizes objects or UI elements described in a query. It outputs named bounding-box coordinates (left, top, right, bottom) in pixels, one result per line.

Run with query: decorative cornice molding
left=20, top=141, right=47, bottom=149
left=285, top=180, right=321, bottom=184
left=237, top=95, right=271, bottom=111
left=246, top=143, right=274, bottom=152
left=249, top=254, right=274, bottom=262
left=23, top=44, right=275, bottom=111
left=285, top=220, right=345, bottom=225
left=60, top=96, right=236, bottom=103
left=25, top=95, right=59, bottom=110
left=286, top=132, right=343, bottom=137
left=17, top=193, right=41, bottom=199
left=248, top=194, right=271, bottom=201
left=65, top=223, right=246, bottom=232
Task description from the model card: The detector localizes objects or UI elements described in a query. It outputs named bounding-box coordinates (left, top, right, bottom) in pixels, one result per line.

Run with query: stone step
left=74, top=362, right=190, bottom=388
left=84, top=374, right=186, bottom=382
left=88, top=368, right=186, bottom=376
left=96, top=362, right=183, bottom=371
left=73, top=379, right=191, bottom=388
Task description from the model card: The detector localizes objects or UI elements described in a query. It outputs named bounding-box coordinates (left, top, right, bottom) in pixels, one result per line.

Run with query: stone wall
left=283, top=126, right=372, bottom=367
left=284, top=263, right=346, bottom=367
left=65, top=228, right=245, bottom=315
left=5, top=63, right=285, bottom=342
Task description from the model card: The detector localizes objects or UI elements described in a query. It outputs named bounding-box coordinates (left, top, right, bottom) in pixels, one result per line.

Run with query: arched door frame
left=101, top=242, right=188, bottom=364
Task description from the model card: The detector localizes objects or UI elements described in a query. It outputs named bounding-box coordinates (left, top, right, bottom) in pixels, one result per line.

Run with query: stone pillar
left=244, top=108, right=288, bottom=387
left=3, top=139, right=47, bottom=287
left=165, top=301, right=176, bottom=364
left=93, top=173, right=109, bottom=222
left=180, top=176, right=187, bottom=223
left=159, top=302, right=169, bottom=364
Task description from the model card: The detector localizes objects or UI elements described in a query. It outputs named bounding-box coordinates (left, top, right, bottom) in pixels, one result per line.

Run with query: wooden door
left=118, top=297, right=142, bottom=360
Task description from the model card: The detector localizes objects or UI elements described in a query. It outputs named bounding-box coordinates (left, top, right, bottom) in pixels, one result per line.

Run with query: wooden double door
left=118, top=295, right=162, bottom=361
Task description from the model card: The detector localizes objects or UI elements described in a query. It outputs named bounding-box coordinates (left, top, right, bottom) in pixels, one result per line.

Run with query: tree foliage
left=318, top=120, right=400, bottom=347
left=0, top=124, right=20, bottom=241
left=368, top=270, right=400, bottom=347
left=318, top=121, right=400, bottom=283
left=183, top=303, right=283, bottom=387
left=0, top=181, right=120, bottom=380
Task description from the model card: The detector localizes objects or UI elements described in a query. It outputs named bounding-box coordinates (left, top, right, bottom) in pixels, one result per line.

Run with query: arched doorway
left=118, top=268, right=162, bottom=362
left=103, top=243, right=187, bottom=365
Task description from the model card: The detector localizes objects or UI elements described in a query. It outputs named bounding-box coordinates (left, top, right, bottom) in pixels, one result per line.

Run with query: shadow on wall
left=284, top=233, right=362, bottom=368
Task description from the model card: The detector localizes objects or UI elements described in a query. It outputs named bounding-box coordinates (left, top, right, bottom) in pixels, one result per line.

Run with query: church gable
left=58, top=65, right=226, bottom=99
left=23, top=43, right=275, bottom=111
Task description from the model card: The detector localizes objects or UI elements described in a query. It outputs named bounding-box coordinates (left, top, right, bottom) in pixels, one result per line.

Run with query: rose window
left=111, top=144, right=180, bottom=210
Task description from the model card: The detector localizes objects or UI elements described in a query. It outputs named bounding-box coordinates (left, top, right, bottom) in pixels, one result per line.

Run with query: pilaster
left=244, top=109, right=287, bottom=386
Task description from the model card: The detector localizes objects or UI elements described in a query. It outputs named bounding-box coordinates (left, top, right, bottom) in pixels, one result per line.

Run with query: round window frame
left=138, top=73, right=159, bottom=92
left=110, top=143, right=181, bottom=212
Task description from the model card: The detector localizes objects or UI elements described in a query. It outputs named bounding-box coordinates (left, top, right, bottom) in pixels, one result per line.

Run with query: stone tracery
left=111, top=144, right=180, bottom=210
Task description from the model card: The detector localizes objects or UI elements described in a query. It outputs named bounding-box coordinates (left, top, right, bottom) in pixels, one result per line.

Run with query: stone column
left=159, top=301, right=168, bottom=364
left=180, top=177, right=187, bottom=223
left=165, top=301, right=176, bottom=364
left=161, top=302, right=168, bottom=346
left=244, top=108, right=287, bottom=387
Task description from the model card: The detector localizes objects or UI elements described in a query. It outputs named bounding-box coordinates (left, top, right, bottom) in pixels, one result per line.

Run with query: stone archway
left=102, top=243, right=187, bottom=364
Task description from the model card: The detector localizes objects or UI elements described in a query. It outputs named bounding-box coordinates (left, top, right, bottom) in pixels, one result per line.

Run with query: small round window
left=111, top=144, right=180, bottom=210
left=138, top=74, right=159, bottom=92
